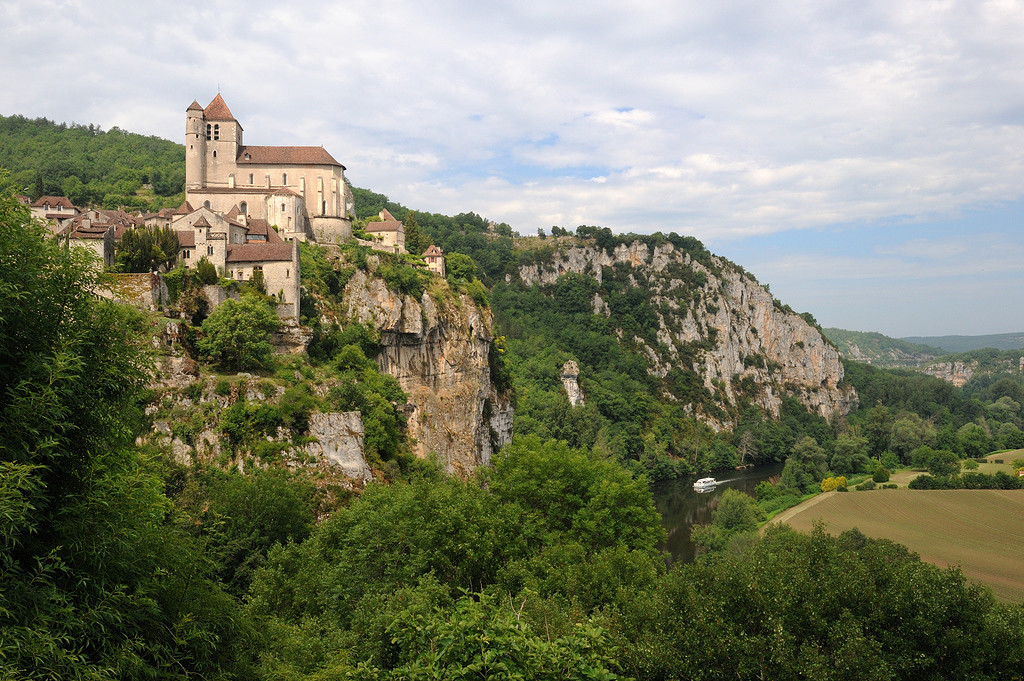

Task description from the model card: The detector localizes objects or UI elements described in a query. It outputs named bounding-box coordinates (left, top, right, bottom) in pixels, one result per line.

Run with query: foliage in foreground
left=0, top=184, right=253, bottom=679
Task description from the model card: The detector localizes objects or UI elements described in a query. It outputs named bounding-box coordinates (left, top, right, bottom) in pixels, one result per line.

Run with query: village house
left=364, top=209, right=405, bottom=252
left=184, top=95, right=353, bottom=243
left=422, top=244, right=446, bottom=277
left=30, top=195, right=78, bottom=223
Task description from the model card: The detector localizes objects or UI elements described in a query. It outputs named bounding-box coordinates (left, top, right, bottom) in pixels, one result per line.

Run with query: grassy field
left=776, top=489, right=1024, bottom=602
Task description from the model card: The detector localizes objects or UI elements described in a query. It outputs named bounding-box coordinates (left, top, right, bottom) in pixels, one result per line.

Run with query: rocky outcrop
left=922, top=360, right=977, bottom=387
left=560, top=360, right=585, bottom=407
left=341, top=270, right=513, bottom=474
left=302, top=411, right=371, bottom=480
left=518, top=242, right=857, bottom=428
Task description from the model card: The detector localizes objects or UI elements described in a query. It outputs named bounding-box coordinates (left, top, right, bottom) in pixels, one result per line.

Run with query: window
left=239, top=201, right=247, bottom=215
left=207, top=245, right=214, bottom=255
left=204, top=201, right=211, bottom=209
left=206, top=123, right=212, bottom=140
left=286, top=269, right=290, bottom=278
left=236, top=270, right=243, bottom=280
left=282, top=173, right=287, bottom=184
left=281, top=203, right=286, bottom=212
left=249, top=173, right=254, bottom=184
left=212, top=150, right=217, bottom=158
left=213, top=124, right=219, bottom=140
left=183, top=250, right=190, bottom=259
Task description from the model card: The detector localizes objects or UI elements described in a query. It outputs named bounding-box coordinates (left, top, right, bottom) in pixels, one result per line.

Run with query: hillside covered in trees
left=0, top=114, right=185, bottom=209
left=3, top=120, right=1024, bottom=678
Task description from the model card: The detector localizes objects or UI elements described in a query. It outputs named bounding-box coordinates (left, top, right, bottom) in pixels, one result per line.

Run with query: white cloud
left=5, top=0, right=1024, bottom=334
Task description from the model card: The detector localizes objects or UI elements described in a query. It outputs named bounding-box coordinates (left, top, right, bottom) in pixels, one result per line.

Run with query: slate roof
left=237, top=145, right=342, bottom=167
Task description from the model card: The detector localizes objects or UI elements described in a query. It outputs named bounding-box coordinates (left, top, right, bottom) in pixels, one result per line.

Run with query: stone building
left=364, top=209, right=405, bottom=252
left=172, top=205, right=301, bottom=319
left=422, top=244, right=445, bottom=277
left=184, top=95, right=353, bottom=243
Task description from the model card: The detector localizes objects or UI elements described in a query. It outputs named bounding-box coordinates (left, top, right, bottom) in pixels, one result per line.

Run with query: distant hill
left=0, top=114, right=184, bottom=210
left=900, top=333, right=1024, bottom=353
left=822, top=328, right=942, bottom=367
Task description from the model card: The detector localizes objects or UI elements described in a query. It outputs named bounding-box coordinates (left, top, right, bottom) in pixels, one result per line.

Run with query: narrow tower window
left=282, top=173, right=287, bottom=185
left=206, top=123, right=212, bottom=140
left=213, top=124, right=220, bottom=140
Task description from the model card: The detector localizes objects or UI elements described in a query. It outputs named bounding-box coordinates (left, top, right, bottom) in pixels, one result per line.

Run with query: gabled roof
left=237, top=145, right=342, bottom=167
left=245, top=219, right=284, bottom=244
left=193, top=216, right=211, bottom=228
left=226, top=242, right=293, bottom=263
left=31, top=195, right=75, bottom=209
left=226, top=205, right=241, bottom=219
left=422, top=245, right=444, bottom=257
left=204, top=94, right=238, bottom=122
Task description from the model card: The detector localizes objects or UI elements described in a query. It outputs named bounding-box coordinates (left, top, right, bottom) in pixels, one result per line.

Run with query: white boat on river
left=692, top=477, right=718, bottom=492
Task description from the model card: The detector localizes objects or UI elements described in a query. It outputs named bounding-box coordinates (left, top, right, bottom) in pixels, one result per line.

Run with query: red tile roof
left=422, top=245, right=444, bottom=257
left=31, top=196, right=75, bottom=210
left=237, top=145, right=342, bottom=167
left=193, top=216, right=211, bottom=228
left=176, top=231, right=196, bottom=248
left=245, top=219, right=284, bottom=243
left=226, top=242, right=293, bottom=263
left=204, top=94, right=238, bottom=122
left=173, top=200, right=195, bottom=214
left=187, top=100, right=203, bottom=111
left=366, top=218, right=402, bottom=233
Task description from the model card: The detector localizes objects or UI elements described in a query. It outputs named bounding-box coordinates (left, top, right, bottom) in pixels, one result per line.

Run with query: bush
left=856, top=479, right=876, bottom=491
left=820, top=475, right=848, bottom=492
left=198, top=295, right=280, bottom=372
left=195, top=256, right=218, bottom=285
left=872, top=466, right=890, bottom=483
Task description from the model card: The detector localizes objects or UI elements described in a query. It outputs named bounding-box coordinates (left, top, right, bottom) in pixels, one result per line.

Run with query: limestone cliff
left=341, top=269, right=513, bottom=474
left=516, top=241, right=857, bottom=428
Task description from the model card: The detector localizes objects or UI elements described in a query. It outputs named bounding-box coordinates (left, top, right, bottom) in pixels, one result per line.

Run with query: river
left=651, top=462, right=785, bottom=564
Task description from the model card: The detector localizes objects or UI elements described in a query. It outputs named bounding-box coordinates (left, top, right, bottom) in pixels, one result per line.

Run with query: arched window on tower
left=249, top=173, right=254, bottom=184
left=239, top=201, right=248, bottom=215
left=282, top=173, right=287, bottom=185
left=204, top=201, right=211, bottom=209
left=212, top=150, right=217, bottom=158
left=213, top=124, right=220, bottom=140
left=206, top=123, right=212, bottom=140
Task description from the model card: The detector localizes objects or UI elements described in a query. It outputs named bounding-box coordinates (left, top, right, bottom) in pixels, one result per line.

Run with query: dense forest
left=3, top=121, right=1024, bottom=678
left=0, top=114, right=185, bottom=209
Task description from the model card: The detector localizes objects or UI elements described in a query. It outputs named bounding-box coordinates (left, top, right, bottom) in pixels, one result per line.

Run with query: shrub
left=872, top=466, right=890, bottom=483
left=214, top=378, right=231, bottom=396
left=856, top=479, right=876, bottom=491
left=820, top=475, right=848, bottom=492
left=195, top=256, right=218, bottom=284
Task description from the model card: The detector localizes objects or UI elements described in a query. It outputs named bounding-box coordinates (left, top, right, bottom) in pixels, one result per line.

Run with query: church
left=184, top=95, right=353, bottom=242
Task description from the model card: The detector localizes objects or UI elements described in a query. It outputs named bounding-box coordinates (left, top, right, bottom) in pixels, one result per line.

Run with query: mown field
left=779, top=488, right=1024, bottom=602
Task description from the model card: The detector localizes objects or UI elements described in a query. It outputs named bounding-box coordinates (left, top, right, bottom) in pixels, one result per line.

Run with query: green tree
left=115, top=224, right=181, bottom=272
left=958, top=422, right=993, bottom=458
left=198, top=295, right=279, bottom=371
left=195, top=255, right=218, bottom=284
left=779, top=436, right=827, bottom=494
left=0, top=184, right=252, bottom=679
left=445, top=252, right=477, bottom=282
left=691, top=488, right=765, bottom=552
left=403, top=211, right=423, bottom=254
left=830, top=433, right=870, bottom=474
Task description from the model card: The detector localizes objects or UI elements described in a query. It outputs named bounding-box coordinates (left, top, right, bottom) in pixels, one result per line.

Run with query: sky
left=3, top=0, right=1023, bottom=337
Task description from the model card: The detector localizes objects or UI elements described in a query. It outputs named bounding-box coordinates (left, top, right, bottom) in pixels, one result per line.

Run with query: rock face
left=922, top=360, right=977, bottom=387
left=517, top=241, right=857, bottom=428
left=302, top=411, right=371, bottom=480
left=560, top=360, right=585, bottom=407
left=341, top=270, right=513, bottom=474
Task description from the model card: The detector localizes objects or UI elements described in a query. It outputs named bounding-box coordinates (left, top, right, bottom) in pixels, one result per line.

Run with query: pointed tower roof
left=193, top=216, right=212, bottom=228
left=173, top=200, right=195, bottom=215
left=204, top=94, right=238, bottom=122
left=225, top=205, right=241, bottom=219
left=187, top=100, right=203, bottom=111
